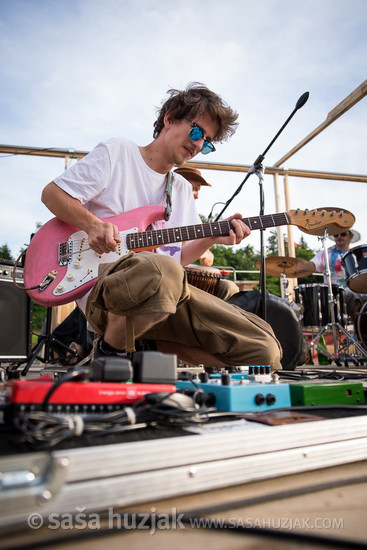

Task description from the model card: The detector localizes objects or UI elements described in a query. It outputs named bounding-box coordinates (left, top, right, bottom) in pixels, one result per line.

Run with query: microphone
left=295, top=91, right=309, bottom=110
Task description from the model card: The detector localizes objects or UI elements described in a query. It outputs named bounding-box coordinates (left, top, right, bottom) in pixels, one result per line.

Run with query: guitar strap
left=164, top=171, right=173, bottom=221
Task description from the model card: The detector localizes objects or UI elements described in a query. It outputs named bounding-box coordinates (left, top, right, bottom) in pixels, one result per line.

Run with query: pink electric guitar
left=23, top=204, right=354, bottom=306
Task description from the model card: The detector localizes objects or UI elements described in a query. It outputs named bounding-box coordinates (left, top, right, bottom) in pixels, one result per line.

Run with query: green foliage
left=210, top=244, right=258, bottom=278
left=0, top=244, right=14, bottom=260
left=32, top=303, right=47, bottom=335
left=266, top=231, right=279, bottom=256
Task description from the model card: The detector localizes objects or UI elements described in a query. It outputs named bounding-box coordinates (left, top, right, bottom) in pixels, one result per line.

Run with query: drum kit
left=256, top=237, right=367, bottom=367
left=185, top=208, right=367, bottom=367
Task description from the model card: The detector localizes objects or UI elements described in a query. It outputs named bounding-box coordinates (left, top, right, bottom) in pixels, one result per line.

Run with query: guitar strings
left=63, top=213, right=291, bottom=257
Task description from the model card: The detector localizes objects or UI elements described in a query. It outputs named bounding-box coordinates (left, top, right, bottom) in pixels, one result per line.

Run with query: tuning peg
left=338, top=210, right=344, bottom=217
left=312, top=209, right=317, bottom=216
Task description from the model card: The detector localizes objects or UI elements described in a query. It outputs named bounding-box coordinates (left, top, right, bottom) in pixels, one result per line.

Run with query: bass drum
left=228, top=289, right=305, bottom=371
left=355, top=301, right=367, bottom=351
left=294, top=283, right=347, bottom=330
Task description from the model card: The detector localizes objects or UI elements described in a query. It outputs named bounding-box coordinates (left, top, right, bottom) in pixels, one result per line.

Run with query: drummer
left=310, top=229, right=367, bottom=321
left=174, top=167, right=239, bottom=300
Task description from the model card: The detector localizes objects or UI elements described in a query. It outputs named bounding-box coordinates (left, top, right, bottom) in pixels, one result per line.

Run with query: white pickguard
left=52, top=227, right=137, bottom=297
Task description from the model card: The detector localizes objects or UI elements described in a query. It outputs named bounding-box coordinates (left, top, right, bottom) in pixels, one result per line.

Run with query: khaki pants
left=86, top=251, right=282, bottom=369
left=214, top=278, right=240, bottom=301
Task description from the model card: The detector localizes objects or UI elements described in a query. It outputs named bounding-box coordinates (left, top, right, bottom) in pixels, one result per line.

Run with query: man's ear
left=163, top=112, right=173, bottom=128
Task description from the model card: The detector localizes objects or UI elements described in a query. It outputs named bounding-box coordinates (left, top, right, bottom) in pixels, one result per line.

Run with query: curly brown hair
left=153, top=82, right=239, bottom=142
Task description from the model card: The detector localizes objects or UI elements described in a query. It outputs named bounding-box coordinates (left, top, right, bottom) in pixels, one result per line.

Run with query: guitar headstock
left=288, top=207, right=355, bottom=236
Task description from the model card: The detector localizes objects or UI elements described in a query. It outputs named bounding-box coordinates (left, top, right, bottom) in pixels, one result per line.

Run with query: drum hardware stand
left=280, top=272, right=291, bottom=301
left=306, top=230, right=367, bottom=366
left=209, top=92, right=310, bottom=323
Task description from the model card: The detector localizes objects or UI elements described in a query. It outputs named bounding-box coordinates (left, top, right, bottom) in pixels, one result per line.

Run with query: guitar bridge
left=58, top=241, right=72, bottom=265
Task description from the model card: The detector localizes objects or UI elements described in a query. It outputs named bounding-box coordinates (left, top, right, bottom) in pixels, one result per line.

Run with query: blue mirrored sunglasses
left=184, top=117, right=216, bottom=155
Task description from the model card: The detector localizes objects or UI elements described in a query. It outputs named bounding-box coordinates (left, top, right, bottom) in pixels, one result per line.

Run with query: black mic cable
left=207, top=202, right=226, bottom=222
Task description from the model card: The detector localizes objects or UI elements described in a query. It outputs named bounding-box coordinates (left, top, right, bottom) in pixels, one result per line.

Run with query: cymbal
left=255, top=256, right=314, bottom=278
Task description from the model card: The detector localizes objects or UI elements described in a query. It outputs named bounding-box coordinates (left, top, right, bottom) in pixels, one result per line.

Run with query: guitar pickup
left=58, top=241, right=72, bottom=265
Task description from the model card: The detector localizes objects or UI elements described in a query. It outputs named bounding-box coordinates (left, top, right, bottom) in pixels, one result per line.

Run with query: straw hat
left=330, top=228, right=361, bottom=243
left=174, top=167, right=212, bottom=187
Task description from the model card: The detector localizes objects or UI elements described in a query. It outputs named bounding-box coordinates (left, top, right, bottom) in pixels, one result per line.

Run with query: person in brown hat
left=174, top=167, right=212, bottom=200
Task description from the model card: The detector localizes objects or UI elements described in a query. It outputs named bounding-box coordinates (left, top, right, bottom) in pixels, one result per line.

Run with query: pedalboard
left=177, top=368, right=291, bottom=412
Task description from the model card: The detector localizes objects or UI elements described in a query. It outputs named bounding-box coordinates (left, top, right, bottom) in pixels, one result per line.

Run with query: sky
left=1, top=0, right=366, bottom=264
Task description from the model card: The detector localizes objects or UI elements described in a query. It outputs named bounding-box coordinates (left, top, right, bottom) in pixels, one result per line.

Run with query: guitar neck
left=126, top=212, right=290, bottom=250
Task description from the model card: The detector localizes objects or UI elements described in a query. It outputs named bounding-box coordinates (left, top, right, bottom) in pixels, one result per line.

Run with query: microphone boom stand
left=211, top=92, right=309, bottom=322
left=251, top=163, right=267, bottom=320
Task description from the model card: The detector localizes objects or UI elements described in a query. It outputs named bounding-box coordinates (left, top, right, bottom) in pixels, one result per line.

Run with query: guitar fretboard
left=126, top=212, right=290, bottom=250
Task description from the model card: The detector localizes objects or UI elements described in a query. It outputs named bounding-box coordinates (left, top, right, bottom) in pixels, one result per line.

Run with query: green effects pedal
left=289, top=381, right=365, bottom=407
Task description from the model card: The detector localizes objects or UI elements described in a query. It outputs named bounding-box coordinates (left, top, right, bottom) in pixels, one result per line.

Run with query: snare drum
left=185, top=264, right=221, bottom=294
left=294, top=283, right=346, bottom=330
left=341, top=245, right=367, bottom=293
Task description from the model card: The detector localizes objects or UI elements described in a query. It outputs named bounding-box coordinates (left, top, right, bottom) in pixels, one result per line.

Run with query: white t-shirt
left=53, top=137, right=201, bottom=310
